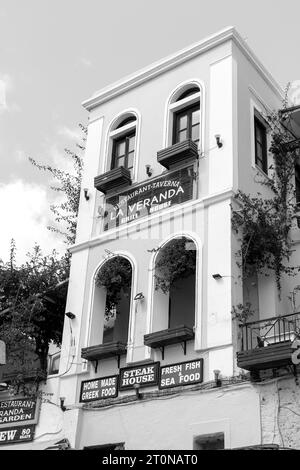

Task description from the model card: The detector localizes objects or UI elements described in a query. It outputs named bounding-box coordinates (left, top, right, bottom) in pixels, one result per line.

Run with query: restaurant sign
left=104, top=166, right=194, bottom=231
left=80, top=375, right=118, bottom=403
left=159, top=359, right=203, bottom=389
left=119, top=362, right=160, bottom=390
left=0, top=424, right=35, bottom=445
left=0, top=398, right=38, bottom=427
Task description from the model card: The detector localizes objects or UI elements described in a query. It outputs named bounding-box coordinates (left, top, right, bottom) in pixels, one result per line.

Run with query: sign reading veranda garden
left=104, top=166, right=194, bottom=231
left=0, top=399, right=38, bottom=426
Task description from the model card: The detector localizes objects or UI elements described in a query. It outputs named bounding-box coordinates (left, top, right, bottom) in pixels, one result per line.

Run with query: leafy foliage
left=29, top=124, right=87, bottom=245
left=231, top=302, right=255, bottom=324
left=232, top=102, right=300, bottom=292
left=0, top=241, right=69, bottom=394
left=96, top=256, right=132, bottom=315
left=154, top=237, right=196, bottom=294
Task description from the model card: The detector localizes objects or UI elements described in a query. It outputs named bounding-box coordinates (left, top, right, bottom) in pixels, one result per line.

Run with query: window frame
left=48, top=351, right=61, bottom=376
left=111, top=130, right=136, bottom=173
left=172, top=102, right=200, bottom=145
left=254, top=114, right=268, bottom=174
left=106, top=114, right=138, bottom=181
left=167, top=89, right=201, bottom=148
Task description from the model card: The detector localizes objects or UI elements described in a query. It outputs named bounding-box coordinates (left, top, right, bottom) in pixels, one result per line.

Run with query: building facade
left=2, top=26, right=300, bottom=450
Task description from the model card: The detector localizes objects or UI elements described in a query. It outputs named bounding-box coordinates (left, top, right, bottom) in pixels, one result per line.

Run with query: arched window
left=152, top=237, right=196, bottom=333
left=168, top=84, right=201, bottom=147
left=108, top=113, right=137, bottom=178
left=89, top=256, right=133, bottom=346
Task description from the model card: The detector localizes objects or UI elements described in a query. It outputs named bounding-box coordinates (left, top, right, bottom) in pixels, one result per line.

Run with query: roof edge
left=82, top=26, right=283, bottom=112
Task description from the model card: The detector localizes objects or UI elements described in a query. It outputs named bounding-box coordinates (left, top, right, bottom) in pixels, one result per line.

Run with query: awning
left=280, top=105, right=300, bottom=140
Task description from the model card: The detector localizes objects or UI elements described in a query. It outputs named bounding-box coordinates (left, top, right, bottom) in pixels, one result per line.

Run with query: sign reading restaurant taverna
left=104, top=166, right=194, bottom=231
left=0, top=399, right=37, bottom=426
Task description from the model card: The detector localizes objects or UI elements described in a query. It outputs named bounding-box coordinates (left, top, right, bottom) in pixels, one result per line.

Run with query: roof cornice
left=82, top=26, right=283, bottom=112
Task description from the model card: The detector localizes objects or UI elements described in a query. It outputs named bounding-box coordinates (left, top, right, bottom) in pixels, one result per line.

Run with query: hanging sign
left=80, top=375, right=118, bottom=403
left=0, top=398, right=38, bottom=427
left=119, top=363, right=160, bottom=390
left=159, top=359, right=204, bottom=389
left=0, top=424, right=35, bottom=445
left=104, top=166, right=194, bottom=231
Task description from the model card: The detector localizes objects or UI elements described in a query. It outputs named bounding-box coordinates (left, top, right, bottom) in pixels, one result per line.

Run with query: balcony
left=94, top=167, right=132, bottom=194
left=81, top=341, right=127, bottom=372
left=157, top=139, right=198, bottom=169
left=144, top=325, right=194, bottom=359
left=237, top=312, right=300, bottom=373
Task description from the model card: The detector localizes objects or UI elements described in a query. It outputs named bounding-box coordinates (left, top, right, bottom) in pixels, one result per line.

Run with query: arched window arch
left=88, top=255, right=133, bottom=347
left=167, top=83, right=201, bottom=148
left=107, top=112, right=137, bottom=178
left=151, top=236, right=196, bottom=333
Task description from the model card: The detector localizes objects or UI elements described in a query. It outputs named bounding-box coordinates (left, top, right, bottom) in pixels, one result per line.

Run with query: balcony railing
left=240, top=312, right=300, bottom=351
left=237, top=312, right=300, bottom=373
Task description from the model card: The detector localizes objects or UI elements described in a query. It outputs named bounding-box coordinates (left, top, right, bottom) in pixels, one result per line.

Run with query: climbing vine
left=154, top=237, right=196, bottom=294
left=232, top=92, right=300, bottom=294
left=96, top=256, right=132, bottom=316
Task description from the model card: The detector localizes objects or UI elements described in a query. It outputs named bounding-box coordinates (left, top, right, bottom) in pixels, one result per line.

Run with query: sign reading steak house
left=104, top=166, right=194, bottom=231
left=119, top=363, right=160, bottom=390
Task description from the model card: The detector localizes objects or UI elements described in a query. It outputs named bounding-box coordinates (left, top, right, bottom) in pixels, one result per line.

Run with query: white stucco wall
left=76, top=384, right=261, bottom=450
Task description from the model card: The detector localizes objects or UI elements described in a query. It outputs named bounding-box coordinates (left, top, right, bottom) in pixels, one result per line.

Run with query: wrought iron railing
left=240, top=312, right=300, bottom=351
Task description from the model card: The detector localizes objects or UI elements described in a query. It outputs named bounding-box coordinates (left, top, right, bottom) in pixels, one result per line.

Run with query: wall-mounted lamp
left=212, top=273, right=223, bottom=280
left=215, top=134, right=223, bottom=148
left=65, top=311, right=76, bottom=320
left=0, top=382, right=8, bottom=391
left=97, top=206, right=104, bottom=217
left=60, top=397, right=67, bottom=412
left=133, top=384, right=143, bottom=399
left=213, top=369, right=222, bottom=387
left=145, top=165, right=153, bottom=177
left=134, top=292, right=145, bottom=301
left=83, top=188, right=90, bottom=201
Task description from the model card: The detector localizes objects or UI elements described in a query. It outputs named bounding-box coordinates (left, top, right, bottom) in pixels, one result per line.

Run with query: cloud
left=0, top=73, right=20, bottom=114
left=0, top=180, right=66, bottom=265
left=0, top=74, right=11, bottom=112
left=58, top=126, right=82, bottom=142
left=79, top=57, right=93, bottom=68
left=15, top=149, right=26, bottom=163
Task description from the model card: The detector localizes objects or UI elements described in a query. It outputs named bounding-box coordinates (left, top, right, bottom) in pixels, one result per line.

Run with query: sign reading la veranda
left=0, top=399, right=37, bottom=426
left=104, top=166, right=194, bottom=231
left=0, top=424, right=35, bottom=445
left=80, top=375, right=118, bottom=403
left=119, top=363, right=160, bottom=390
left=160, top=359, right=204, bottom=389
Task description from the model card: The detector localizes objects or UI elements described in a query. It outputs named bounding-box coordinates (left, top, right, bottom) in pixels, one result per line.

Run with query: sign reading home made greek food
left=0, top=424, right=35, bottom=446
left=119, top=362, right=160, bottom=390
left=104, top=166, right=194, bottom=231
left=80, top=375, right=118, bottom=403
left=159, top=359, right=204, bottom=389
left=0, top=399, right=37, bottom=426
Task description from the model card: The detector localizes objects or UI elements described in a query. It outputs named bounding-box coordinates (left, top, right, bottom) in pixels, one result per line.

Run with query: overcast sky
left=1, top=0, right=299, bottom=263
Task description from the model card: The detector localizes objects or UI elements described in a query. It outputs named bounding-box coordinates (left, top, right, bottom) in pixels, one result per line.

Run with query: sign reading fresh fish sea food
left=119, top=363, right=160, bottom=390
left=80, top=375, right=118, bottom=403
left=159, top=359, right=203, bottom=389
left=0, top=399, right=38, bottom=426
left=104, top=166, right=194, bottom=230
